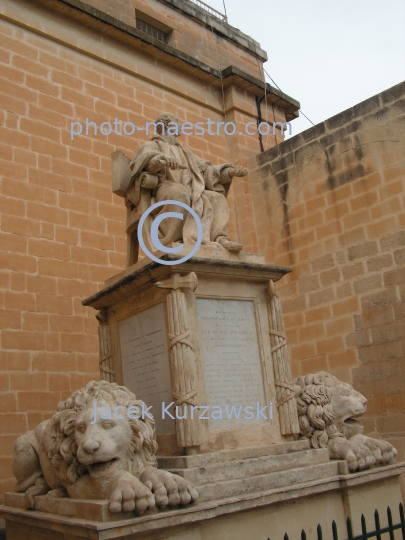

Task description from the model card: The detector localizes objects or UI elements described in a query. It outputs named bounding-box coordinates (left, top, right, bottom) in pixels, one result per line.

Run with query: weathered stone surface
left=248, top=89, right=405, bottom=464
left=157, top=440, right=310, bottom=469
left=246, top=85, right=405, bottom=482
left=294, top=372, right=397, bottom=471
left=83, top=256, right=293, bottom=455
left=2, top=458, right=404, bottom=539
left=115, top=113, right=248, bottom=266
left=0, top=0, right=300, bottom=497
left=196, top=298, right=266, bottom=430
left=119, top=303, right=174, bottom=435
left=168, top=449, right=330, bottom=486
left=198, top=461, right=339, bottom=501
left=11, top=381, right=198, bottom=515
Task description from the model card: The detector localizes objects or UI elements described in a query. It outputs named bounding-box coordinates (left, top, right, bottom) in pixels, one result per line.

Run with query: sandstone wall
left=248, top=81, right=405, bottom=490
left=69, top=0, right=268, bottom=77
left=0, top=0, right=297, bottom=494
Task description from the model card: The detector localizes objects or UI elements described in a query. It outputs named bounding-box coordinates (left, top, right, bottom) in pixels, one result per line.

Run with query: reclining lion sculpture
left=293, top=372, right=397, bottom=471
left=12, top=381, right=198, bottom=513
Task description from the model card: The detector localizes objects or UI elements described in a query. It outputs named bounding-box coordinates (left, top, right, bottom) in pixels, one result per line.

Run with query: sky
left=204, top=0, right=405, bottom=139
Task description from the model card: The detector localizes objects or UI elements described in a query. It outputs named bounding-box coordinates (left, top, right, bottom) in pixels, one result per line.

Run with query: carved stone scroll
left=267, top=280, right=299, bottom=436
left=155, top=272, right=203, bottom=451
left=96, top=310, right=115, bottom=383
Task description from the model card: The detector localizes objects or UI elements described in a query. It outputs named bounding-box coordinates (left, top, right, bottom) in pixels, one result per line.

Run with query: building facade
left=0, top=0, right=403, bottom=501
left=249, top=82, right=405, bottom=494
left=0, top=0, right=297, bottom=495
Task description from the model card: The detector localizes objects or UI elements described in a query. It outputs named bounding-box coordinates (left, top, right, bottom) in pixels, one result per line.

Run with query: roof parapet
left=188, top=0, right=228, bottom=23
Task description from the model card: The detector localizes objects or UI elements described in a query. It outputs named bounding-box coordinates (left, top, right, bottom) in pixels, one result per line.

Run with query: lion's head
left=293, top=372, right=367, bottom=449
left=46, top=381, right=158, bottom=485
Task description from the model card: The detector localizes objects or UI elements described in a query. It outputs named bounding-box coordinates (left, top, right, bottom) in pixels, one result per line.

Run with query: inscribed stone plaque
left=196, top=298, right=267, bottom=430
left=119, top=303, right=174, bottom=435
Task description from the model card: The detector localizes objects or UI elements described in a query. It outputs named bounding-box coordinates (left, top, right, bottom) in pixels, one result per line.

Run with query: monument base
left=1, top=458, right=404, bottom=540
left=82, top=247, right=297, bottom=455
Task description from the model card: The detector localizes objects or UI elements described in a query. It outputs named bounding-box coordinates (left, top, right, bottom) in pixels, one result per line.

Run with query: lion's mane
left=46, top=381, right=158, bottom=485
left=293, top=371, right=350, bottom=449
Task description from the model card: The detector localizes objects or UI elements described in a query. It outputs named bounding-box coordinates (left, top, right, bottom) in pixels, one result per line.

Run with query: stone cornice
left=45, top=0, right=300, bottom=119
left=159, top=0, right=268, bottom=61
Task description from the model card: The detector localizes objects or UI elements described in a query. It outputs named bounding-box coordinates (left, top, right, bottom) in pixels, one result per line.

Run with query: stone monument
left=113, top=112, right=248, bottom=267
left=9, top=381, right=198, bottom=513
left=1, top=113, right=403, bottom=540
left=293, top=372, right=397, bottom=471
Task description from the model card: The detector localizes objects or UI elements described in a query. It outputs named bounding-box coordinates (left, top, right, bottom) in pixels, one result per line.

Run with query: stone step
left=195, top=461, right=339, bottom=502
left=157, top=440, right=310, bottom=470
left=165, top=448, right=330, bottom=485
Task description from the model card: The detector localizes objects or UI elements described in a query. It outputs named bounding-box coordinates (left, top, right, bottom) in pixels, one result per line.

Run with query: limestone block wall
left=0, top=0, right=299, bottom=495
left=46, top=0, right=268, bottom=78
left=248, top=81, right=405, bottom=489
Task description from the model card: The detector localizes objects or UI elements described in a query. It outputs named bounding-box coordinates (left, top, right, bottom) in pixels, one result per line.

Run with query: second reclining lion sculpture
left=12, top=381, right=198, bottom=514
left=12, top=372, right=397, bottom=514
left=293, top=372, right=397, bottom=471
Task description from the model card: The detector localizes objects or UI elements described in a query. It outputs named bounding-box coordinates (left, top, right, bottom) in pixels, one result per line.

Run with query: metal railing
left=271, top=505, right=405, bottom=540
left=188, top=0, right=228, bottom=23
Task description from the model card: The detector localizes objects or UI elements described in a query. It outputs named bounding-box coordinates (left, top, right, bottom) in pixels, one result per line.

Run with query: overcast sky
left=205, top=0, right=405, bottom=139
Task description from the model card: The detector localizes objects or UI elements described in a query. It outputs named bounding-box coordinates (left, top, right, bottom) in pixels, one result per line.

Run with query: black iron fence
left=271, top=504, right=405, bottom=540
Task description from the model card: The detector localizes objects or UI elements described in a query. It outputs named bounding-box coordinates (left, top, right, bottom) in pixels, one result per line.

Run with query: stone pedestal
left=82, top=246, right=299, bottom=456
left=3, top=247, right=404, bottom=539
left=1, top=461, right=404, bottom=540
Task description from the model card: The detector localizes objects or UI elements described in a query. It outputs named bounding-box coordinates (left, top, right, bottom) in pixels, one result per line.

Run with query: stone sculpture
left=12, top=381, right=198, bottom=513
left=155, top=272, right=203, bottom=451
left=293, top=372, right=397, bottom=471
left=121, top=112, right=248, bottom=264
left=267, top=280, right=300, bottom=436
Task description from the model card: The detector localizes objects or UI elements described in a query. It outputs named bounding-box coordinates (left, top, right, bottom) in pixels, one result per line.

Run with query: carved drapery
left=96, top=310, right=115, bottom=383
left=155, top=272, right=203, bottom=451
left=267, top=280, right=299, bottom=436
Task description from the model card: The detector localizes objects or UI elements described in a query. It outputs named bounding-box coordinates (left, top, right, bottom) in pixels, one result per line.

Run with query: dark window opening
left=136, top=18, right=169, bottom=44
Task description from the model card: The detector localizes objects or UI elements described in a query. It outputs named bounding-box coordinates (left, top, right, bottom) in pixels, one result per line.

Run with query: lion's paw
left=360, top=436, right=397, bottom=464
left=109, top=473, right=155, bottom=514
left=328, top=437, right=376, bottom=471
left=23, top=477, right=50, bottom=509
left=374, top=438, right=397, bottom=463
left=140, top=467, right=199, bottom=508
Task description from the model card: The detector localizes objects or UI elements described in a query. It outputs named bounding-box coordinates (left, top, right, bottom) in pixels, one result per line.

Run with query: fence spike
left=374, top=509, right=382, bottom=540
left=400, top=503, right=405, bottom=540
left=332, top=520, right=338, bottom=540
left=277, top=504, right=405, bottom=540
left=347, top=516, right=353, bottom=540
left=387, top=506, right=395, bottom=540
left=361, top=514, right=367, bottom=540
